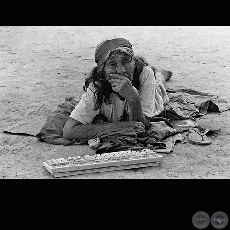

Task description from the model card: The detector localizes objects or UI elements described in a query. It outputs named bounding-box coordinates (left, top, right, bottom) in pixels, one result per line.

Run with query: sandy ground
left=0, top=26, right=230, bottom=179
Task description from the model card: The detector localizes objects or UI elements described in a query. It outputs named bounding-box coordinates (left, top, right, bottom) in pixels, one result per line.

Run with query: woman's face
left=103, top=50, right=135, bottom=81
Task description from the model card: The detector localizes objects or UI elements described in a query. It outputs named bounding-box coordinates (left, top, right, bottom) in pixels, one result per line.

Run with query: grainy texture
left=0, top=26, right=230, bottom=179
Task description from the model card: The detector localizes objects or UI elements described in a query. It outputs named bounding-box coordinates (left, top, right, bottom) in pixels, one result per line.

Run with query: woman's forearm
left=127, top=96, right=150, bottom=129
left=63, top=121, right=136, bottom=141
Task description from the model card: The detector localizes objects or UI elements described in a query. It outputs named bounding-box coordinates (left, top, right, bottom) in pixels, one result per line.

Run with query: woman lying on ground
left=63, top=38, right=172, bottom=141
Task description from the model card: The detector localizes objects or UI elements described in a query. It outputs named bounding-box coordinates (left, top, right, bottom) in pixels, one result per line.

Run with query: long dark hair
left=83, top=55, right=156, bottom=110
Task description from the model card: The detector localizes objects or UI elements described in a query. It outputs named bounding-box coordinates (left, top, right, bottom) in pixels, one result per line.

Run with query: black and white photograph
left=1, top=26, right=230, bottom=179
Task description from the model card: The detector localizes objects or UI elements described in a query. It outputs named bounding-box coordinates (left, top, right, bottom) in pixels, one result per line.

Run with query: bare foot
left=151, top=66, right=173, bottom=82
left=160, top=69, right=173, bottom=82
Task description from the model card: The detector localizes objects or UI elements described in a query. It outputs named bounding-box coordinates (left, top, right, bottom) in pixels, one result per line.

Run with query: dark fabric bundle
left=35, top=97, right=80, bottom=145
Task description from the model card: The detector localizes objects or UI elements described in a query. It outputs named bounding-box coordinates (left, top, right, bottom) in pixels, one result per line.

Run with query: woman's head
left=95, top=38, right=135, bottom=81
left=84, top=38, right=150, bottom=109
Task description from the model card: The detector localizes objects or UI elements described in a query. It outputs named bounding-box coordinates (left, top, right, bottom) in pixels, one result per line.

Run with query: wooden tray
left=43, top=148, right=163, bottom=177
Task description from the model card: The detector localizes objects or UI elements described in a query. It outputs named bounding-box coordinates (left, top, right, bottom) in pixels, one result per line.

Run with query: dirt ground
left=0, top=26, right=230, bottom=179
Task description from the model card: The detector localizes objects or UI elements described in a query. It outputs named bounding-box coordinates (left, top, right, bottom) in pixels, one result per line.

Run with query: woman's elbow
left=63, top=124, right=72, bottom=140
left=63, top=118, right=81, bottom=140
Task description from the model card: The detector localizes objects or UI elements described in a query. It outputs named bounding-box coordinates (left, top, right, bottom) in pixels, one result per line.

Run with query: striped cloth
left=95, top=38, right=134, bottom=66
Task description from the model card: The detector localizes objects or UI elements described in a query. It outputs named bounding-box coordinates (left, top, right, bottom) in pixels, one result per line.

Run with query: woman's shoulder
left=141, top=65, right=154, bottom=75
left=139, top=65, right=155, bottom=83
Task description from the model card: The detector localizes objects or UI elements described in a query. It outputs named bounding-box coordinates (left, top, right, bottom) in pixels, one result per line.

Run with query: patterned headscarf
left=95, top=38, right=134, bottom=66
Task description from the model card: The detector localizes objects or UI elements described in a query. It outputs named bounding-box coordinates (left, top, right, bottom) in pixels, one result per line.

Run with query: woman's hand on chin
left=108, top=73, right=138, bottom=100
